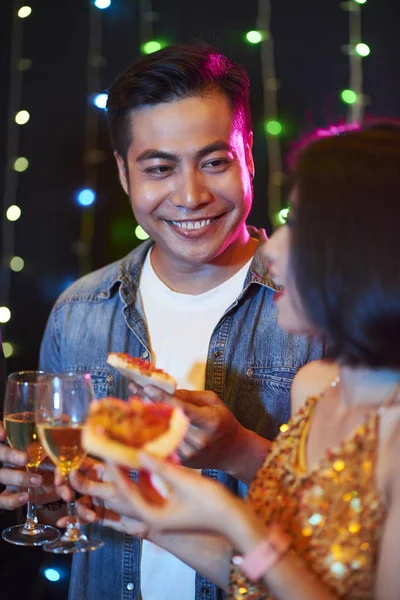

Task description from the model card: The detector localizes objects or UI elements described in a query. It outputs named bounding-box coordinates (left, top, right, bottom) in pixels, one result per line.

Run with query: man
left=40, top=43, right=322, bottom=600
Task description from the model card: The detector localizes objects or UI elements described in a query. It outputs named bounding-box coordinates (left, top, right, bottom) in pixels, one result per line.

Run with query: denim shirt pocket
left=239, top=365, right=297, bottom=439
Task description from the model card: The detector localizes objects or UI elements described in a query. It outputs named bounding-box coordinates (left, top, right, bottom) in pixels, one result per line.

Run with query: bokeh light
left=265, top=120, right=282, bottom=136
left=93, top=93, right=108, bottom=109
left=10, top=256, right=25, bottom=272
left=17, top=6, right=32, bottom=18
left=6, top=205, right=22, bottom=221
left=355, top=43, right=370, bottom=57
left=245, top=30, right=263, bottom=44
left=135, top=225, right=150, bottom=240
left=141, top=40, right=162, bottom=55
left=15, top=110, right=30, bottom=125
left=2, top=342, right=14, bottom=359
left=341, top=89, right=358, bottom=104
left=43, top=568, right=61, bottom=582
left=76, top=189, right=96, bottom=207
left=13, top=157, right=29, bottom=172
left=0, top=307, right=11, bottom=324
left=277, top=208, right=289, bottom=225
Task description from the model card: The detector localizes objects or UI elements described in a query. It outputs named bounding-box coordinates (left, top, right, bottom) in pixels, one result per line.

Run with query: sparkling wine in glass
left=1, top=371, right=61, bottom=546
left=36, top=372, right=103, bottom=554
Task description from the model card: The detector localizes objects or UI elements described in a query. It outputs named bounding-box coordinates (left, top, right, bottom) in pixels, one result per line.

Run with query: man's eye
left=203, top=159, right=230, bottom=169
left=145, top=166, right=172, bottom=175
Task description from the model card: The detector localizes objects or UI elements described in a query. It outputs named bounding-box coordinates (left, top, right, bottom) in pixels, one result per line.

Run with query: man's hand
left=0, top=422, right=43, bottom=510
left=130, top=385, right=270, bottom=483
left=55, top=458, right=148, bottom=538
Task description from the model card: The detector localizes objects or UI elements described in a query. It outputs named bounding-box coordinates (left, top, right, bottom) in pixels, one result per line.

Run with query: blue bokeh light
left=93, top=93, right=108, bottom=109
left=77, top=188, right=96, bottom=207
left=94, top=0, right=111, bottom=9
left=44, top=568, right=61, bottom=582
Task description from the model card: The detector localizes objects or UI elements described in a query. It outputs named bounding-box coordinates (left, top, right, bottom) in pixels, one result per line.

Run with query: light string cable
left=78, top=1, right=104, bottom=276
left=0, top=1, right=30, bottom=356
left=344, top=0, right=367, bottom=123
left=257, top=0, right=282, bottom=226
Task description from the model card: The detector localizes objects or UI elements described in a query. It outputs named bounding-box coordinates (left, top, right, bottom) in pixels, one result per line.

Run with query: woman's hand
left=108, top=453, right=247, bottom=538
left=0, top=422, right=43, bottom=510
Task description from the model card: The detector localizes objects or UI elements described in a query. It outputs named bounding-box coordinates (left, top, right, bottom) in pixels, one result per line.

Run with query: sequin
left=229, top=394, right=386, bottom=600
left=279, top=423, right=289, bottom=433
left=333, top=459, right=345, bottom=472
left=308, top=513, right=323, bottom=526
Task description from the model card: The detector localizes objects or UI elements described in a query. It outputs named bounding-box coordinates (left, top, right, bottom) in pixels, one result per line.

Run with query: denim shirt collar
left=91, top=226, right=280, bottom=302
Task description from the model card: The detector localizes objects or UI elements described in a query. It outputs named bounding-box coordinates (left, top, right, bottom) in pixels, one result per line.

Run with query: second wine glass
left=35, top=372, right=104, bottom=554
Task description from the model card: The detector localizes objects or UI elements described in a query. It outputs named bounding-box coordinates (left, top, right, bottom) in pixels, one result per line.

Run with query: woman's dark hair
left=290, top=123, right=400, bottom=368
left=106, top=42, right=251, bottom=163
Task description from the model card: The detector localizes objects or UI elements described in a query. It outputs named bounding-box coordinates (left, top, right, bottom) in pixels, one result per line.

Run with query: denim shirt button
left=213, top=351, right=221, bottom=359
left=126, top=582, right=135, bottom=591
left=246, top=367, right=253, bottom=377
left=142, top=350, right=149, bottom=359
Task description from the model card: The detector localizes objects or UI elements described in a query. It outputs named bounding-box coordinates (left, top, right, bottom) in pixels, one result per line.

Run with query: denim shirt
left=40, top=228, right=323, bottom=600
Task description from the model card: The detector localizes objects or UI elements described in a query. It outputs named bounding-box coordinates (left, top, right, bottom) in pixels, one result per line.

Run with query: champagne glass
left=36, top=371, right=103, bottom=553
left=1, top=371, right=61, bottom=546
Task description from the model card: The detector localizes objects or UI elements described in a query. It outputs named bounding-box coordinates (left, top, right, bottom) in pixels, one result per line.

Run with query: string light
left=354, top=0, right=367, bottom=4
left=94, top=0, right=111, bottom=8
left=141, top=40, right=162, bottom=55
left=2, top=342, right=14, bottom=359
left=93, top=93, right=108, bottom=109
left=135, top=225, right=150, bottom=241
left=341, top=89, right=358, bottom=104
left=17, top=6, right=32, bottom=19
left=6, top=205, right=22, bottom=222
left=9, top=257, right=24, bottom=272
left=245, top=30, right=264, bottom=44
left=276, top=208, right=289, bottom=225
left=76, top=189, right=96, bottom=207
left=0, top=307, right=11, bottom=324
left=15, top=110, right=30, bottom=125
left=265, top=120, right=282, bottom=136
left=355, top=42, right=370, bottom=57
left=43, top=568, right=61, bottom=582
left=13, top=157, right=29, bottom=172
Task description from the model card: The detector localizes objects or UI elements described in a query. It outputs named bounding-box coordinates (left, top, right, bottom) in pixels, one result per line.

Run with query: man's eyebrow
left=136, top=141, right=233, bottom=163
left=195, top=141, right=233, bottom=159
left=136, top=150, right=178, bottom=162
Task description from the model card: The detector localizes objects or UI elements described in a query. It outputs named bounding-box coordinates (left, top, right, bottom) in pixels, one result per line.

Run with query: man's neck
left=150, top=229, right=258, bottom=295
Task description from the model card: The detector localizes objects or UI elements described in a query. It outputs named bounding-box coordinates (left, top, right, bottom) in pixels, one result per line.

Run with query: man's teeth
left=171, top=218, right=213, bottom=230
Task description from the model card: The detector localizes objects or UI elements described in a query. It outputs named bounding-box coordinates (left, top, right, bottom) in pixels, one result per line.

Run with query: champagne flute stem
left=24, top=486, right=39, bottom=531
left=63, top=473, right=83, bottom=542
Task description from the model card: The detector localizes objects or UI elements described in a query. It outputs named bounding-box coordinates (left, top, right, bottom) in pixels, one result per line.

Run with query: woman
left=75, top=125, right=400, bottom=599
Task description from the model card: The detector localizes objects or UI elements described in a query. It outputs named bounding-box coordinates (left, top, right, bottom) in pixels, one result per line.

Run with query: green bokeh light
left=341, top=89, right=357, bottom=104
left=265, top=120, right=282, bottom=136
left=245, top=30, right=263, bottom=44
left=141, top=40, right=163, bottom=55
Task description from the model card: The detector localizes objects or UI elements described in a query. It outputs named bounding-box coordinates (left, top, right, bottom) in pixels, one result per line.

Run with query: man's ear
left=246, top=131, right=255, bottom=180
left=114, top=151, right=129, bottom=195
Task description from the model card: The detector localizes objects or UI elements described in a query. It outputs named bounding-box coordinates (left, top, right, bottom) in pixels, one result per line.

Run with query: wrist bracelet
left=232, top=524, right=290, bottom=582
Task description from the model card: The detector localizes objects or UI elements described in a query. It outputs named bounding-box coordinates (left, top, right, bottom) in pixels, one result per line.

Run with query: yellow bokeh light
left=135, top=225, right=150, bottom=240
left=2, top=342, right=14, bottom=358
left=6, top=205, right=22, bottom=221
left=18, top=6, right=32, bottom=18
left=15, top=110, right=30, bottom=125
left=10, top=256, right=25, bottom=272
left=13, top=157, right=29, bottom=172
left=0, top=307, right=11, bottom=324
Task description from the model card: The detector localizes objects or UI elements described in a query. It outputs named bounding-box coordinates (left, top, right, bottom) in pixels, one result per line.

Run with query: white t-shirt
left=139, top=250, right=252, bottom=600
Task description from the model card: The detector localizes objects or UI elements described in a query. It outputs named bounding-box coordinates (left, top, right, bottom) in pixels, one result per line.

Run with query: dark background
left=0, top=0, right=399, bottom=597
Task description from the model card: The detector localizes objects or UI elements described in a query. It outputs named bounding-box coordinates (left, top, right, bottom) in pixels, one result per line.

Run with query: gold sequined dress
left=228, top=395, right=386, bottom=599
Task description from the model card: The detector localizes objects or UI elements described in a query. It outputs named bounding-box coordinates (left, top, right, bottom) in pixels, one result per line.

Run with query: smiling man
left=40, top=44, right=322, bottom=600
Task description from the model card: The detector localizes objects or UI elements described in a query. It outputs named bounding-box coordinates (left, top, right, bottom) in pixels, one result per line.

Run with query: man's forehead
left=127, top=93, right=244, bottom=148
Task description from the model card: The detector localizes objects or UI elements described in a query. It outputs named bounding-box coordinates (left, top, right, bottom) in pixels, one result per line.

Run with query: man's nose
left=171, top=170, right=212, bottom=209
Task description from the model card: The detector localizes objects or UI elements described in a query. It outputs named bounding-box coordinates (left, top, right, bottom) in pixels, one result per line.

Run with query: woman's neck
left=338, top=364, right=400, bottom=408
